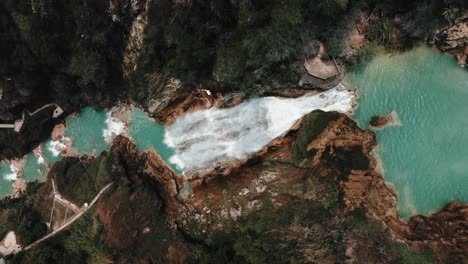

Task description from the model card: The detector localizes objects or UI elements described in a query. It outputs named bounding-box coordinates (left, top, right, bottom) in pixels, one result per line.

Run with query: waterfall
left=164, top=85, right=355, bottom=173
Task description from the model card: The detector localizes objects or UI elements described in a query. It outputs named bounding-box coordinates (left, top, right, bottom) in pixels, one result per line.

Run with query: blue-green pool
left=128, top=109, right=180, bottom=173
left=0, top=107, right=179, bottom=196
left=347, top=46, right=468, bottom=219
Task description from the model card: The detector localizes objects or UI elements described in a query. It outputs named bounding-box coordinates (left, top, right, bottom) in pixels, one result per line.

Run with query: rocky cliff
left=102, top=111, right=467, bottom=262
left=433, top=16, right=468, bottom=65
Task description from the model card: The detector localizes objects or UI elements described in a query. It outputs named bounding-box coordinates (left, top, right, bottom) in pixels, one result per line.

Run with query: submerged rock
left=369, top=111, right=401, bottom=129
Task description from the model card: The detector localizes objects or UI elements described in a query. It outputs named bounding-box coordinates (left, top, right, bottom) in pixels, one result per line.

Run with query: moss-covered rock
left=292, top=110, right=340, bottom=160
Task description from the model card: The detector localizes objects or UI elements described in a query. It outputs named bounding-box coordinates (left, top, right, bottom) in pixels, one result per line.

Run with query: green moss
left=293, top=110, right=340, bottom=160
left=396, top=244, right=437, bottom=264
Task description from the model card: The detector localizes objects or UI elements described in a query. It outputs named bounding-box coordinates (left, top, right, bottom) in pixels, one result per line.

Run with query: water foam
left=47, top=137, right=69, bottom=157
left=3, top=164, right=18, bottom=181
left=36, top=155, right=44, bottom=164
left=103, top=109, right=126, bottom=144
left=165, top=86, right=355, bottom=172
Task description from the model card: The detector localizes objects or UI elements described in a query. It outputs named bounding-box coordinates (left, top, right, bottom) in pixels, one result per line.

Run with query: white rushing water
left=103, top=109, right=126, bottom=144
left=36, top=154, right=44, bottom=164
left=3, top=164, right=18, bottom=181
left=47, top=138, right=69, bottom=157
left=165, top=86, right=355, bottom=172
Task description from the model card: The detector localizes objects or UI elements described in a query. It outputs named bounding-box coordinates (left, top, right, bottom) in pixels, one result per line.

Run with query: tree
left=442, top=7, right=461, bottom=25
left=317, top=0, right=349, bottom=18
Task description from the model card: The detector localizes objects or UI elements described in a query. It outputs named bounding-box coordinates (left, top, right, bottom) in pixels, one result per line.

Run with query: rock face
left=301, top=113, right=467, bottom=262
left=407, top=201, right=468, bottom=260
left=433, top=16, right=468, bottom=65
left=309, top=114, right=468, bottom=262
left=143, top=75, right=223, bottom=126
left=50, top=112, right=467, bottom=262
left=108, top=136, right=186, bottom=219
left=165, top=111, right=467, bottom=262
left=108, top=0, right=150, bottom=75
left=152, top=87, right=223, bottom=126
left=96, top=136, right=190, bottom=262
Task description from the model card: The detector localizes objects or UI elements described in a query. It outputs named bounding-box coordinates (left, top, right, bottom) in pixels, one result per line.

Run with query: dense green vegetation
left=131, top=0, right=466, bottom=99
left=195, top=175, right=434, bottom=264
left=0, top=0, right=126, bottom=111
left=7, top=143, right=181, bottom=263
left=1, top=1, right=467, bottom=263
left=0, top=182, right=47, bottom=245
left=9, top=208, right=108, bottom=264
left=1, top=0, right=466, bottom=158
left=0, top=107, right=58, bottom=159
left=52, top=152, right=114, bottom=205
left=3, top=0, right=464, bottom=103
left=0, top=0, right=128, bottom=158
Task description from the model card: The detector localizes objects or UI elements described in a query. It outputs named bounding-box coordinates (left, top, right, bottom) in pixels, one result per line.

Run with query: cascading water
left=0, top=85, right=355, bottom=196
left=164, top=85, right=356, bottom=173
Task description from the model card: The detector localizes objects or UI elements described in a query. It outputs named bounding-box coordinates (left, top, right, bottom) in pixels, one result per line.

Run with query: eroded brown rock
left=369, top=111, right=401, bottom=130
left=434, top=16, right=468, bottom=65
left=101, top=113, right=467, bottom=262
left=153, top=88, right=223, bottom=126
left=177, top=112, right=467, bottom=262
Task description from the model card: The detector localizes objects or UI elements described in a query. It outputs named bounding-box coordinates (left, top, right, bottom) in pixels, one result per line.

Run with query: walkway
left=27, top=103, right=63, bottom=118
left=0, top=103, right=63, bottom=132
left=303, top=44, right=340, bottom=80
left=19, top=182, right=113, bottom=252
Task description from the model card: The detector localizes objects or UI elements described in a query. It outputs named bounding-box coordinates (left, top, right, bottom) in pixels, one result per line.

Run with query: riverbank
left=346, top=46, right=468, bottom=219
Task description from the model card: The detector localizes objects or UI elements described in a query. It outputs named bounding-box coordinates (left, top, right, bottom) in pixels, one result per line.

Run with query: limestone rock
left=434, top=17, right=468, bottom=65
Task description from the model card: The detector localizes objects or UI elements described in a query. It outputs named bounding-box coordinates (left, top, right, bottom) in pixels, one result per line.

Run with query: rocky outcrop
left=369, top=111, right=401, bottom=130
left=406, top=201, right=468, bottom=260
left=306, top=114, right=467, bottom=262
left=85, top=110, right=468, bottom=262
left=168, top=111, right=467, bottom=262
left=109, top=0, right=151, bottom=75
left=433, top=16, right=468, bottom=65
left=144, top=147, right=185, bottom=221
left=150, top=86, right=223, bottom=126
left=109, top=136, right=185, bottom=220
left=97, top=136, right=191, bottom=262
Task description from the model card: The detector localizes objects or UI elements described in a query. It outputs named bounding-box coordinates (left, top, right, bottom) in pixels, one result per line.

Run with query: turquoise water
left=347, top=46, right=468, bottom=219
left=128, top=109, right=180, bottom=173
left=22, top=153, right=47, bottom=181
left=0, top=107, right=178, bottom=196
left=0, top=161, right=15, bottom=196
left=64, top=108, right=109, bottom=156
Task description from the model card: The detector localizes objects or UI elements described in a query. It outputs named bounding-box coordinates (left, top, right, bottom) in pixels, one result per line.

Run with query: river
left=0, top=86, right=354, bottom=195
left=0, top=46, right=466, bottom=221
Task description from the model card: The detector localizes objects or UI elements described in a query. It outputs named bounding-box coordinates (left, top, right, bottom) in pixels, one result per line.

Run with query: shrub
left=213, top=44, right=246, bottom=87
